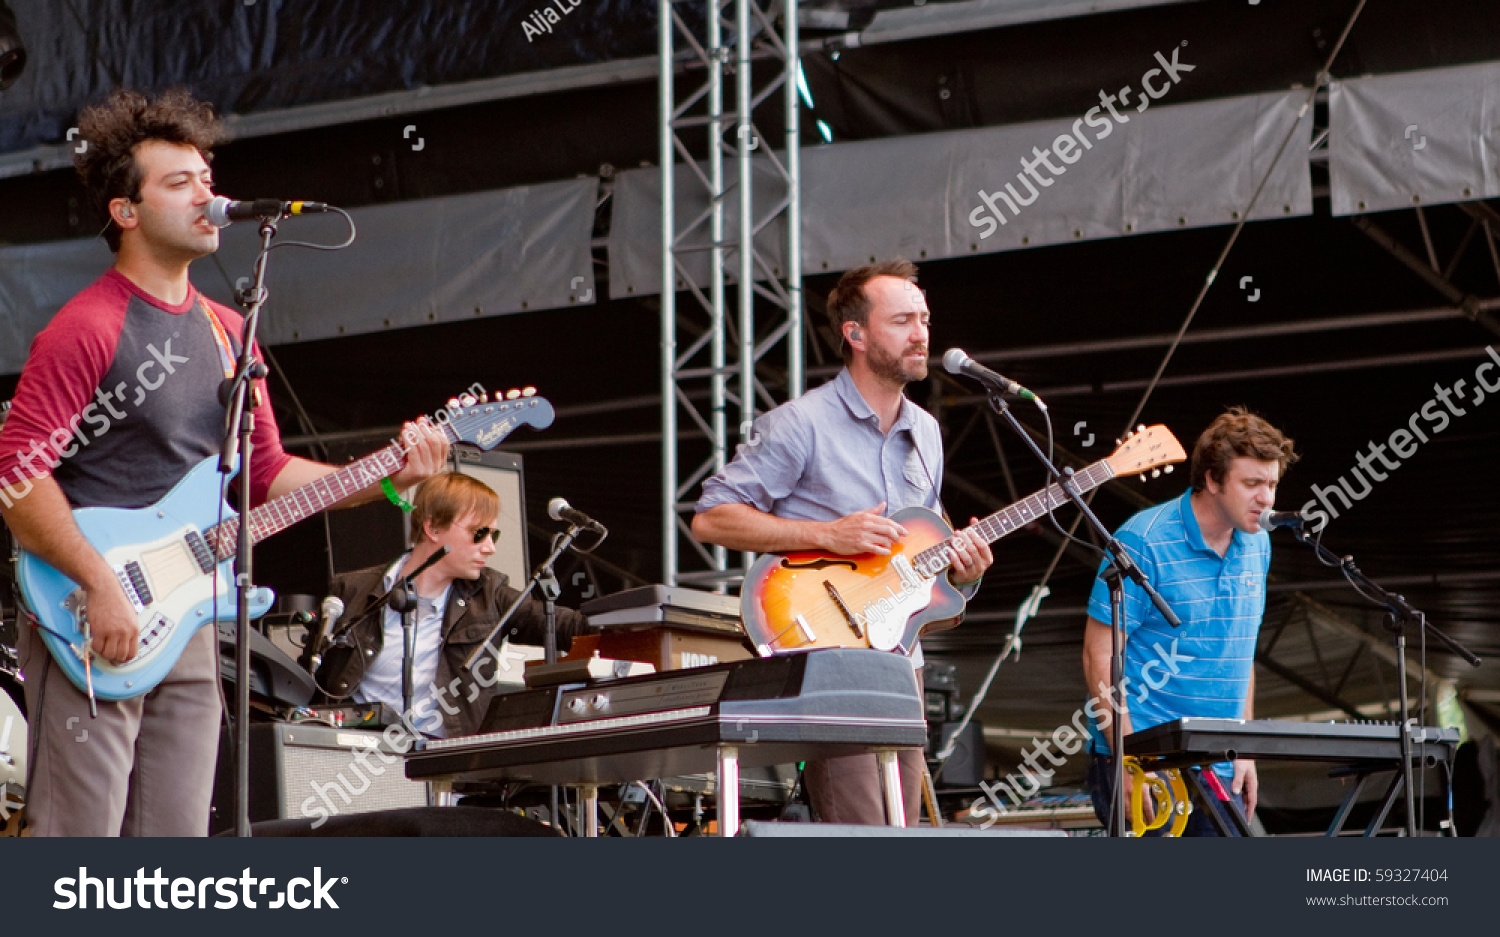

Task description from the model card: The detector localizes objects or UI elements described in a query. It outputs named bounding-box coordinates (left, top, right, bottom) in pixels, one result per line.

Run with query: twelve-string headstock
left=1104, top=424, right=1186, bottom=480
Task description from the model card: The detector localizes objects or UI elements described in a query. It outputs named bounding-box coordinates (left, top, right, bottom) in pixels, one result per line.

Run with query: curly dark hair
left=825, top=258, right=919, bottom=364
left=73, top=88, right=226, bottom=252
left=1189, top=406, right=1298, bottom=492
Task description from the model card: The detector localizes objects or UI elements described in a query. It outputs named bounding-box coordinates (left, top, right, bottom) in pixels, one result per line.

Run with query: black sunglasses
left=471, top=526, right=501, bottom=545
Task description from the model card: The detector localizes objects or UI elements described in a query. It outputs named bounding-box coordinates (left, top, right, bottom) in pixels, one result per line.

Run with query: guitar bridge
left=823, top=580, right=862, bottom=639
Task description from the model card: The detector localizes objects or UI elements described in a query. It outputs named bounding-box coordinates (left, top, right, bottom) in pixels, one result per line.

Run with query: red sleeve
left=0, top=282, right=122, bottom=488
left=247, top=353, right=292, bottom=507
left=205, top=298, right=293, bottom=507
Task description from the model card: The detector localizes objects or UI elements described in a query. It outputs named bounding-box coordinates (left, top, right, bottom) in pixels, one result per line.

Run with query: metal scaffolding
left=659, top=0, right=803, bottom=586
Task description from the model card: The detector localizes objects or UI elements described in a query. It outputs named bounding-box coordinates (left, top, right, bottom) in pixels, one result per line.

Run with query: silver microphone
left=1258, top=509, right=1305, bottom=532
left=206, top=196, right=331, bottom=228
left=303, top=595, right=344, bottom=672
left=942, top=348, right=1038, bottom=401
left=548, top=497, right=605, bottom=533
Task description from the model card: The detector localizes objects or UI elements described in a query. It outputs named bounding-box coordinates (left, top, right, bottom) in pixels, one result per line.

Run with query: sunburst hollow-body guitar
left=740, top=425, right=1186, bottom=656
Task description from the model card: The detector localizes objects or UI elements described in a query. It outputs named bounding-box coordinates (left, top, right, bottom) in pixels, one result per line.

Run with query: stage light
left=0, top=1, right=26, bottom=92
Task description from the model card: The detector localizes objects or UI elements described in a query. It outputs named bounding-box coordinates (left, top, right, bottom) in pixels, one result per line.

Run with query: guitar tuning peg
left=506, top=388, right=522, bottom=400
left=1139, top=474, right=1148, bottom=482
left=446, top=397, right=462, bottom=410
left=1114, top=438, right=1122, bottom=446
left=477, top=391, right=489, bottom=403
left=1164, top=465, right=1174, bottom=473
left=1137, top=424, right=1146, bottom=432
left=1151, top=469, right=1161, bottom=478
left=461, top=394, right=478, bottom=407
left=521, top=386, right=536, bottom=397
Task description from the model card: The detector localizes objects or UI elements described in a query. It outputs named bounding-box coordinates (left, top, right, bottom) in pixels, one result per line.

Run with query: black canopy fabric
left=0, top=0, right=681, bottom=157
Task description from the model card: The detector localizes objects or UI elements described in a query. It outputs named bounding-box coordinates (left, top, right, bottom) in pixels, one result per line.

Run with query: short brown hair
left=409, top=473, right=500, bottom=544
left=826, top=258, right=918, bottom=363
left=74, top=88, right=226, bottom=252
left=1189, top=407, right=1298, bottom=492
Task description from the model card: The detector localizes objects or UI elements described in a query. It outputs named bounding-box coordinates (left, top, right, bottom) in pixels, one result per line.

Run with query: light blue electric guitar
left=15, top=388, right=554, bottom=704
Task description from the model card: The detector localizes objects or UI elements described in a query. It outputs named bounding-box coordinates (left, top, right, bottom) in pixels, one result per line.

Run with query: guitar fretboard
left=206, top=425, right=454, bottom=561
left=910, top=460, right=1115, bottom=577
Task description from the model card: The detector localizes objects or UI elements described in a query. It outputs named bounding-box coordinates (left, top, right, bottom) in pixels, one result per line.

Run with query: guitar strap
left=906, top=418, right=946, bottom=519
left=197, top=297, right=262, bottom=408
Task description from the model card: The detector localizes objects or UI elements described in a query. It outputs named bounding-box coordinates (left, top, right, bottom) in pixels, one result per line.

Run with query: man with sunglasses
left=314, top=472, right=589, bottom=737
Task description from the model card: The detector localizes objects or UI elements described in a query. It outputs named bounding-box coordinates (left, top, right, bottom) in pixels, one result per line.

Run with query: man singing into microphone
left=315, top=472, right=590, bottom=738
left=1081, top=407, right=1297, bottom=835
left=0, top=89, right=448, bottom=835
left=692, top=258, right=993, bottom=825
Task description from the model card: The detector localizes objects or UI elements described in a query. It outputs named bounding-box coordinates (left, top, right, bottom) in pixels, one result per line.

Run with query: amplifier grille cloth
left=279, top=743, right=428, bottom=818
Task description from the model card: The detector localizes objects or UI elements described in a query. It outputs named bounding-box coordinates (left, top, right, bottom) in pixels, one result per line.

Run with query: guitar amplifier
left=211, top=722, right=427, bottom=834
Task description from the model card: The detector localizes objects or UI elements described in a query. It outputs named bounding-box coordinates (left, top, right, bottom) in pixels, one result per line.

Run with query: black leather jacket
left=314, top=563, right=589, bottom=737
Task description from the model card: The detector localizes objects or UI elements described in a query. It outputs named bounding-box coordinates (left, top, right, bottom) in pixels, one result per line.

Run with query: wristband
left=380, top=477, right=413, bottom=513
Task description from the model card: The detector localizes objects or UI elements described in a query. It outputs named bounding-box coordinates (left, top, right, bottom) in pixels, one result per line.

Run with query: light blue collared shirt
left=697, top=368, right=974, bottom=664
left=696, top=368, right=946, bottom=522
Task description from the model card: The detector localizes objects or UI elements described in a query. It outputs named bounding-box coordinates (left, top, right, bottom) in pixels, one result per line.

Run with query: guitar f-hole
left=780, top=557, right=858, bottom=573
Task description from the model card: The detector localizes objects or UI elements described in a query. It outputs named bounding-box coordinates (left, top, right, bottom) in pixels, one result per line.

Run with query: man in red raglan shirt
left=0, top=89, right=449, bottom=836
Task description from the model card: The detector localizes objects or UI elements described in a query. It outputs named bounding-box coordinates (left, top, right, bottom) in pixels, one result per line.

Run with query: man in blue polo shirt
left=1082, top=407, right=1297, bottom=835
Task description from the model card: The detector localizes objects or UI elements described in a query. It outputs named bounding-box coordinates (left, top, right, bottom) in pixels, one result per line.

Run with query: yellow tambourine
left=1123, top=756, right=1191, bottom=837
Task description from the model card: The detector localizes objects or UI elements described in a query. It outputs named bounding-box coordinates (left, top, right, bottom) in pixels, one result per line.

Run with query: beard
left=867, top=341, right=929, bottom=386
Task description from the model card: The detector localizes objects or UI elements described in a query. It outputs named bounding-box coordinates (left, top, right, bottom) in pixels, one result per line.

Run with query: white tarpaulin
left=1328, top=60, right=1500, bottom=216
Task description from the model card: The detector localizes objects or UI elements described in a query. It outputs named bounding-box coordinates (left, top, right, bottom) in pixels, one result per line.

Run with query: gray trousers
left=19, top=622, right=221, bottom=836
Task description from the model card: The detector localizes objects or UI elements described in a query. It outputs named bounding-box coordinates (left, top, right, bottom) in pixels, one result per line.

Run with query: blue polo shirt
left=1085, top=489, right=1269, bottom=779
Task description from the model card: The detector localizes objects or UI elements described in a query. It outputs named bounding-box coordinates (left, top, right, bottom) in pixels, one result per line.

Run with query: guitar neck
left=208, top=423, right=456, bottom=560
left=913, top=460, right=1116, bottom=575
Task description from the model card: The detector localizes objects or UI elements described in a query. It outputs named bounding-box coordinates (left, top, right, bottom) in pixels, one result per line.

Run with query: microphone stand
left=461, top=522, right=600, bottom=833
left=309, top=547, right=449, bottom=706
left=1289, top=526, right=1480, bottom=836
left=461, top=526, right=590, bottom=673
left=981, top=387, right=1179, bottom=837
left=386, top=546, right=450, bottom=718
left=220, top=214, right=280, bottom=838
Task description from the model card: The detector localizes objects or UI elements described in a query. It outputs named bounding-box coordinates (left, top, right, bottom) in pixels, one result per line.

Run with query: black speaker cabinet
left=211, top=722, right=428, bottom=834
left=929, top=721, right=986, bottom=788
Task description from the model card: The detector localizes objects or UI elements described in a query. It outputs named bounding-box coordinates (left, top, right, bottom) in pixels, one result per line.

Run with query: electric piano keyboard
left=1125, top=717, right=1459, bottom=769
left=1125, top=717, right=1461, bottom=837
left=405, top=648, right=927, bottom=787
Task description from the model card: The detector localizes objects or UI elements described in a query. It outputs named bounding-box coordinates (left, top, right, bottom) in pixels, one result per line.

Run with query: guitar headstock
left=444, top=387, right=555, bottom=451
left=1104, top=424, right=1186, bottom=481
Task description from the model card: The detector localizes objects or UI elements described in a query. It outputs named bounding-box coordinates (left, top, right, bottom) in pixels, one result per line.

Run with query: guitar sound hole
left=779, top=557, right=858, bottom=573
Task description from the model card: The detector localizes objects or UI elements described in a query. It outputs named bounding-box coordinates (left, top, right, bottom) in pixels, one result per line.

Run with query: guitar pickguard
left=849, top=555, right=936, bottom=651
